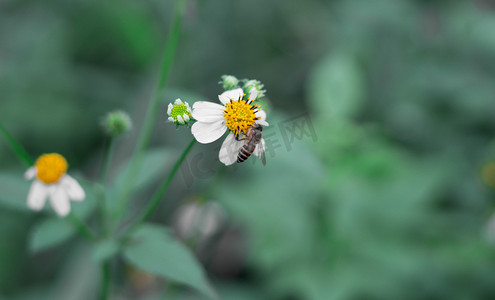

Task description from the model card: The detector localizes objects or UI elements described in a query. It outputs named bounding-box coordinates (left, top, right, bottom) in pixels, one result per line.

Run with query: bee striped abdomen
left=237, top=144, right=254, bottom=163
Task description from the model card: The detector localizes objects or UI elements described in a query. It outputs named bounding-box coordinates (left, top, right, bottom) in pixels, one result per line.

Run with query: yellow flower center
left=224, top=100, right=259, bottom=136
left=170, top=104, right=191, bottom=121
left=35, top=153, right=68, bottom=184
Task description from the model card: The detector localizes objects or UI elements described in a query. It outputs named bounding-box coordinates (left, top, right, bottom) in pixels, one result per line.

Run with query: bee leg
left=235, top=134, right=247, bottom=141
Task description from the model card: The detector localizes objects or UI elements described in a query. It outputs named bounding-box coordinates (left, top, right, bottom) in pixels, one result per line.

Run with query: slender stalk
left=99, top=137, right=116, bottom=237
left=114, top=0, right=187, bottom=218
left=67, top=212, right=97, bottom=241
left=122, top=138, right=195, bottom=238
left=100, top=262, right=110, bottom=300
left=100, top=136, right=116, bottom=186
left=0, top=122, right=34, bottom=166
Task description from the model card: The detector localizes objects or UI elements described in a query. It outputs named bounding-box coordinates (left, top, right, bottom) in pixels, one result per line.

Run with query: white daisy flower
left=191, top=88, right=269, bottom=166
left=167, top=98, right=192, bottom=125
left=24, top=153, right=85, bottom=217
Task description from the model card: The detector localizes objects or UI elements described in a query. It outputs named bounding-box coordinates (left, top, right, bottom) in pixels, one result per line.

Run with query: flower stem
left=97, top=138, right=117, bottom=300
left=100, top=262, right=110, bottom=300
left=114, top=0, right=187, bottom=218
left=100, top=136, right=116, bottom=186
left=0, top=122, right=34, bottom=166
left=67, top=212, right=97, bottom=241
left=122, top=138, right=195, bottom=238
left=99, top=137, right=116, bottom=237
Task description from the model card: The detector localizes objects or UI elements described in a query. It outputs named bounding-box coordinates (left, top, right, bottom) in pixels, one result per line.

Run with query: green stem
left=122, top=138, right=195, bottom=237
left=99, top=137, right=116, bottom=237
left=100, top=262, right=110, bottom=300
left=114, top=0, right=187, bottom=218
left=67, top=212, right=97, bottom=241
left=98, top=136, right=115, bottom=237
left=100, top=137, right=116, bottom=186
left=0, top=122, right=34, bottom=166
left=97, top=139, right=117, bottom=300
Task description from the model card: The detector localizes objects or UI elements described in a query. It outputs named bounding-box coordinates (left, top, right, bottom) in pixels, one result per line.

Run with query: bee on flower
left=190, top=87, right=269, bottom=166
left=24, top=153, right=85, bottom=217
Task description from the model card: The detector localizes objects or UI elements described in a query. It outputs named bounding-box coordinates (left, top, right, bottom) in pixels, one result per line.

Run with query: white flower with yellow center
left=24, top=153, right=85, bottom=217
left=191, top=88, right=268, bottom=165
left=167, top=99, right=192, bottom=125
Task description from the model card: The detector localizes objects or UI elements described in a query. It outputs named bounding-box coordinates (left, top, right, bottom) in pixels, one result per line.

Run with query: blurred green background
left=2, top=0, right=495, bottom=299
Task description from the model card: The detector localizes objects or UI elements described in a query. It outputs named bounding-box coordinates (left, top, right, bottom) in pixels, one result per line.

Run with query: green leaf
left=91, top=239, right=120, bottom=263
left=29, top=218, right=75, bottom=253
left=123, top=224, right=217, bottom=299
left=308, top=50, right=364, bottom=120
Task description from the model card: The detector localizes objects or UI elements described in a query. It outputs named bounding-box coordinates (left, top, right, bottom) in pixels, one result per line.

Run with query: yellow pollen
left=170, top=104, right=191, bottom=121
left=35, top=153, right=68, bottom=184
left=223, top=100, right=259, bottom=136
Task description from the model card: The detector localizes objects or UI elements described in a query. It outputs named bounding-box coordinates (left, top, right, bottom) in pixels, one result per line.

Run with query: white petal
left=187, top=106, right=192, bottom=113
left=219, top=133, right=244, bottom=166
left=191, top=121, right=227, bottom=144
left=255, top=110, right=269, bottom=126
left=49, top=186, right=71, bottom=217
left=168, top=117, right=174, bottom=122
left=24, top=167, right=37, bottom=180
left=193, top=101, right=225, bottom=111
left=185, top=102, right=190, bottom=109
left=192, top=101, right=225, bottom=123
left=177, top=115, right=185, bottom=124
left=192, top=111, right=223, bottom=123
left=183, top=114, right=190, bottom=122
left=175, top=98, right=182, bottom=105
left=27, top=180, right=48, bottom=211
left=218, top=88, right=244, bottom=105
left=248, top=90, right=259, bottom=102
left=255, top=109, right=266, bottom=122
left=61, top=175, right=85, bottom=202
left=253, top=138, right=266, bottom=158
left=256, top=119, right=269, bottom=126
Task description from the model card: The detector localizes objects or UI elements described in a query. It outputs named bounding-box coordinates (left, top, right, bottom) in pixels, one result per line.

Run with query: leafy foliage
left=1, top=0, right=495, bottom=299
left=29, top=218, right=76, bottom=253
left=123, top=224, right=217, bottom=299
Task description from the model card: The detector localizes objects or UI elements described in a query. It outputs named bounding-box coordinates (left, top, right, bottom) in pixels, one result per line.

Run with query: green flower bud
left=167, top=99, right=192, bottom=125
left=242, top=79, right=266, bottom=98
left=102, top=110, right=132, bottom=136
left=219, top=75, right=239, bottom=91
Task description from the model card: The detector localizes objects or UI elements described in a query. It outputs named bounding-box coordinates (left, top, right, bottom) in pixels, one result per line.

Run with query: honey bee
left=236, top=124, right=266, bottom=165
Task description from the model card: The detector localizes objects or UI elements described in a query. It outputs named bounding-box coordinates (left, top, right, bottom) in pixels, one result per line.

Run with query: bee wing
left=257, top=139, right=266, bottom=166
left=261, top=149, right=266, bottom=166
